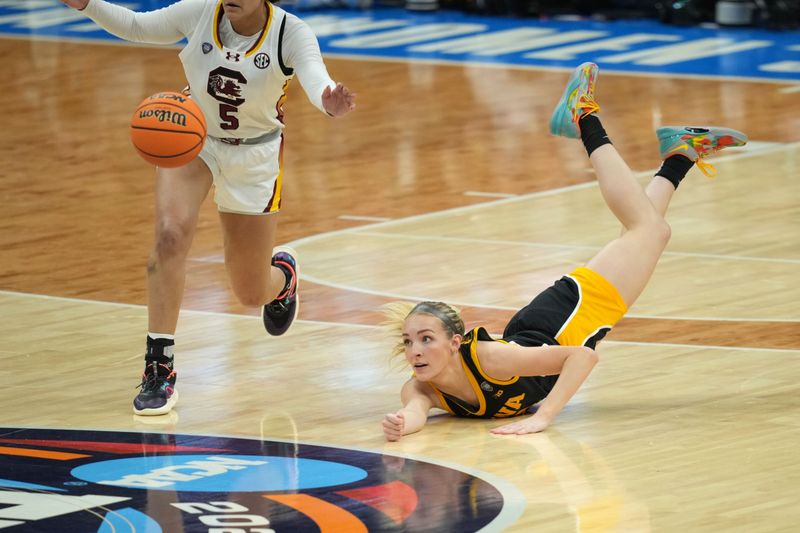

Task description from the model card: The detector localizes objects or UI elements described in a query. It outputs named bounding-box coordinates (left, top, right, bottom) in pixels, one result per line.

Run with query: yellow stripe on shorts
left=554, top=266, right=628, bottom=347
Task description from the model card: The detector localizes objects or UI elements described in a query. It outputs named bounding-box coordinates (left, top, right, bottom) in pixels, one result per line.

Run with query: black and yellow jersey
left=428, top=327, right=558, bottom=419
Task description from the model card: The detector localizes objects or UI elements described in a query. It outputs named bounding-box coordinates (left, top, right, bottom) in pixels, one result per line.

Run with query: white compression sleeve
left=82, top=0, right=204, bottom=44
left=281, top=15, right=336, bottom=114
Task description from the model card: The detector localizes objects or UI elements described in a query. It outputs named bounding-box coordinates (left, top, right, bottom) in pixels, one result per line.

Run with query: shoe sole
left=264, top=245, right=300, bottom=336
left=658, top=126, right=748, bottom=143
left=133, top=389, right=179, bottom=416
left=657, top=126, right=748, bottom=159
left=549, top=62, right=597, bottom=138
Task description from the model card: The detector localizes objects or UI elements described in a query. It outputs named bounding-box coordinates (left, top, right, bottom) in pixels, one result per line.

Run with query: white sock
left=148, top=332, right=175, bottom=341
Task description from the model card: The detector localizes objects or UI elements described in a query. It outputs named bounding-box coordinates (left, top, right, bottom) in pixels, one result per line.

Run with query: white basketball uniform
left=82, top=0, right=336, bottom=214
left=182, top=2, right=297, bottom=213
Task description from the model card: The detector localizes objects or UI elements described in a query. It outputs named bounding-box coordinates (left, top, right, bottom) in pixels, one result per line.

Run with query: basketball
left=130, top=92, right=207, bottom=168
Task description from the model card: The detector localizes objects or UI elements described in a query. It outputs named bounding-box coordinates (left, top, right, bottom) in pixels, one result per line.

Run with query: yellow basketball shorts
left=503, top=267, right=628, bottom=348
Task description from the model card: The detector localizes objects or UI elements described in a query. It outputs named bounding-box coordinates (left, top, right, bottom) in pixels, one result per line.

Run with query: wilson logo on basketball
left=130, top=91, right=207, bottom=168
left=138, top=108, right=187, bottom=127
left=150, top=92, right=188, bottom=103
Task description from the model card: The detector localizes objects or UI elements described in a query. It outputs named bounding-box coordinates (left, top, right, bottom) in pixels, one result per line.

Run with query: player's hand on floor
left=322, top=83, right=356, bottom=117
left=383, top=412, right=405, bottom=441
left=490, top=413, right=551, bottom=435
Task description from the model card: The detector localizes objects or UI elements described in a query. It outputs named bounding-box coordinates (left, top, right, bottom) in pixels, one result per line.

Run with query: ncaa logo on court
left=254, top=53, right=270, bottom=69
left=0, top=427, right=522, bottom=532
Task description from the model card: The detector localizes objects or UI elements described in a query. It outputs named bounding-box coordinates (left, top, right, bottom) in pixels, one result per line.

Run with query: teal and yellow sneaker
left=549, top=62, right=600, bottom=139
left=657, top=126, right=748, bottom=177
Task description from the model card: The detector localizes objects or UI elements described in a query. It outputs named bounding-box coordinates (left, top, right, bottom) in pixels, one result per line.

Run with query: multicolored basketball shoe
left=263, top=246, right=299, bottom=336
left=133, top=361, right=178, bottom=416
left=549, top=62, right=600, bottom=139
left=657, top=126, right=748, bottom=177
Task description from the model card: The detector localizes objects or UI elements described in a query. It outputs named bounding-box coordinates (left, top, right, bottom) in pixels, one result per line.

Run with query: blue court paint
left=71, top=454, right=367, bottom=491
left=0, top=478, right=65, bottom=491
left=0, top=2, right=798, bottom=81
left=96, top=508, right=162, bottom=533
left=1, top=428, right=518, bottom=532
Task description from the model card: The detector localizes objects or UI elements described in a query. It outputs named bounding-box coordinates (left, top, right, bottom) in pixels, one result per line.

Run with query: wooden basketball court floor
left=1, top=30, right=799, bottom=532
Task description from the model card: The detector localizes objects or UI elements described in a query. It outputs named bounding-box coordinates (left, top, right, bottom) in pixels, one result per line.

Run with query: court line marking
left=289, top=141, right=796, bottom=248
left=337, top=215, right=392, bottom=222
left=464, top=191, right=519, bottom=198
left=1, top=32, right=798, bottom=86
left=2, top=291, right=798, bottom=351
left=278, top=267, right=800, bottom=323
left=283, top=142, right=799, bottom=321
left=351, top=231, right=800, bottom=265
left=602, top=340, right=799, bottom=354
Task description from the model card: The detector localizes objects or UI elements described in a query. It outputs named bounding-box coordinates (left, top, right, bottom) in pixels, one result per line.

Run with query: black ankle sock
left=146, top=336, right=174, bottom=367
left=579, top=114, right=611, bottom=156
left=657, top=155, right=694, bottom=189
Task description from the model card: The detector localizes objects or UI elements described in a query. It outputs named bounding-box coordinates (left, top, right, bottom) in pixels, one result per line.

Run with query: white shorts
left=198, top=134, right=284, bottom=215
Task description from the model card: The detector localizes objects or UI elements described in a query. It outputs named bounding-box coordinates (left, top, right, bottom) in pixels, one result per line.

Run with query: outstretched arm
left=478, top=342, right=598, bottom=435
left=383, top=378, right=435, bottom=442
left=60, top=0, right=199, bottom=44
left=283, top=17, right=356, bottom=117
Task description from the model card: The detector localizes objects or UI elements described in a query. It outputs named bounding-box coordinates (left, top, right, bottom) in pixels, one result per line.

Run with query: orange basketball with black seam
left=130, top=92, right=207, bottom=168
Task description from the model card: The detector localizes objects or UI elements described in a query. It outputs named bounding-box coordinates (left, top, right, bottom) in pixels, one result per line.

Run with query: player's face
left=402, top=314, right=460, bottom=382
left=222, top=0, right=266, bottom=23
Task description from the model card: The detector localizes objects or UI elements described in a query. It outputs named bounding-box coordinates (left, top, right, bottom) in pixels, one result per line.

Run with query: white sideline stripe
left=0, top=290, right=377, bottom=327
left=291, top=180, right=600, bottom=249
left=192, top=231, right=800, bottom=266
left=351, top=231, right=800, bottom=265
left=296, top=271, right=800, bottom=322
left=337, top=215, right=392, bottom=222
left=622, top=314, right=799, bottom=323
left=299, top=271, right=519, bottom=311
left=287, top=141, right=797, bottom=251
left=463, top=191, right=519, bottom=198
left=2, top=290, right=797, bottom=352
left=778, top=85, right=800, bottom=94
left=4, top=289, right=794, bottom=324
left=605, top=340, right=799, bottom=354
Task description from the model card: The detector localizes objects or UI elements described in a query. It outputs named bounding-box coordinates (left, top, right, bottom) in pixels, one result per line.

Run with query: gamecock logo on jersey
left=207, top=66, right=247, bottom=106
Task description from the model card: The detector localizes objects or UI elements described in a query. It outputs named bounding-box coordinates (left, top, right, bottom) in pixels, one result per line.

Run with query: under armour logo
left=226, top=51, right=241, bottom=62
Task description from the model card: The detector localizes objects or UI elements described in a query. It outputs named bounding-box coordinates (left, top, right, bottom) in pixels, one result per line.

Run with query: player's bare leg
left=135, top=157, right=212, bottom=415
